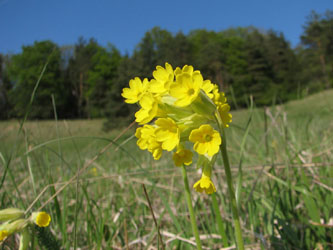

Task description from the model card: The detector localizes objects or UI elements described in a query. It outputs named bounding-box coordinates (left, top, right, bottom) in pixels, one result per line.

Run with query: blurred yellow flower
left=217, top=103, right=232, bottom=128
left=193, top=173, right=216, bottom=194
left=0, top=230, right=8, bottom=241
left=31, top=212, right=51, bottom=227
left=189, top=124, right=221, bottom=156
left=121, top=77, right=149, bottom=104
left=172, top=148, right=193, bottom=167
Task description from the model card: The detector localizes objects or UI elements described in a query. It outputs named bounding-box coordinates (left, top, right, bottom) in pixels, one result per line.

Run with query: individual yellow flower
left=148, top=139, right=163, bottom=160
left=135, top=125, right=163, bottom=160
left=174, top=65, right=198, bottom=76
left=135, top=94, right=159, bottom=124
left=31, top=212, right=51, bottom=227
left=150, top=63, right=174, bottom=94
left=89, top=167, right=98, bottom=176
left=201, top=80, right=215, bottom=99
left=193, top=173, right=216, bottom=194
left=0, top=208, right=24, bottom=222
left=155, top=118, right=180, bottom=151
left=0, top=230, right=8, bottom=241
left=172, top=148, right=193, bottom=167
left=217, top=103, right=232, bottom=128
left=211, top=88, right=227, bottom=106
left=189, top=124, right=221, bottom=156
left=135, top=125, right=155, bottom=150
left=169, top=71, right=203, bottom=107
left=121, top=77, right=149, bottom=104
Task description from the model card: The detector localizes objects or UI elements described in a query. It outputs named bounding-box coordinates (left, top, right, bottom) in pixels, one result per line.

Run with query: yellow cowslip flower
left=155, top=118, right=180, bottom=151
left=149, top=140, right=163, bottom=160
left=201, top=80, right=215, bottom=99
left=0, top=230, right=8, bottom=241
left=193, top=173, right=216, bottom=194
left=135, top=125, right=163, bottom=160
left=169, top=71, right=203, bottom=107
left=189, top=124, right=221, bottom=157
left=150, top=63, right=174, bottom=94
left=211, top=88, right=227, bottom=106
left=31, top=212, right=51, bottom=227
left=217, top=103, right=232, bottom=128
left=135, top=94, right=159, bottom=124
left=174, top=65, right=199, bottom=76
left=135, top=125, right=155, bottom=150
left=172, top=148, right=193, bottom=167
left=0, top=208, right=24, bottom=222
left=121, top=77, right=149, bottom=104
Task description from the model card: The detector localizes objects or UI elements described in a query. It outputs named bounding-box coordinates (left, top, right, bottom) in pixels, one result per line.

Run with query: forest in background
left=0, top=10, right=332, bottom=129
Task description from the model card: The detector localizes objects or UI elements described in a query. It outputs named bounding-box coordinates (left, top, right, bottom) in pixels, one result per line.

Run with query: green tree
left=0, top=54, right=12, bottom=119
left=86, top=44, right=121, bottom=118
left=7, top=41, right=69, bottom=119
left=67, top=37, right=100, bottom=118
left=301, top=10, right=333, bottom=89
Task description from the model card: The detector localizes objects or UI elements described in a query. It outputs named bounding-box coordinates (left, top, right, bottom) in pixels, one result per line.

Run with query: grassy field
left=1, top=90, right=333, bottom=249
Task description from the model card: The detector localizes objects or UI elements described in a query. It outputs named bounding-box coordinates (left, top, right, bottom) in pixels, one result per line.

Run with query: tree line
left=0, top=10, right=332, bottom=128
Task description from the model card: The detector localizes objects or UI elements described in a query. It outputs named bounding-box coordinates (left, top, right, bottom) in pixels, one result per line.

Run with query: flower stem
left=211, top=193, right=229, bottom=247
left=181, top=165, right=202, bottom=250
left=217, top=120, right=244, bottom=250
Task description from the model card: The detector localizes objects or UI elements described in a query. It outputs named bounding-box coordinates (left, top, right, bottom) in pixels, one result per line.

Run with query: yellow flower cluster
left=122, top=63, right=232, bottom=194
left=0, top=208, right=51, bottom=248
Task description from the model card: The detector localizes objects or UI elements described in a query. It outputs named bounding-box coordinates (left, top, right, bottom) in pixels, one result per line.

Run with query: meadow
left=1, top=89, right=332, bottom=249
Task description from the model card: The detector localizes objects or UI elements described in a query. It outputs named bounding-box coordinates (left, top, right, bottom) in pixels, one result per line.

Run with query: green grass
left=1, top=90, right=332, bottom=249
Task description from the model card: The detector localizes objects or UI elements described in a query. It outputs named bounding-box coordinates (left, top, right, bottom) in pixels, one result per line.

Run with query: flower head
left=193, top=173, right=216, bottom=194
left=173, top=148, right=193, bottom=167
left=189, top=124, right=221, bottom=156
left=31, top=212, right=51, bottom=227
left=122, top=63, right=232, bottom=193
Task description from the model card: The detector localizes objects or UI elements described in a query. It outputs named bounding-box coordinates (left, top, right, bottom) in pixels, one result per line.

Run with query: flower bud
left=0, top=208, right=24, bottom=222
left=190, top=90, right=217, bottom=117
left=30, top=212, right=51, bottom=227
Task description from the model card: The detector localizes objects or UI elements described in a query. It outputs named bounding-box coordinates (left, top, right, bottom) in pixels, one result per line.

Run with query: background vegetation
left=1, top=89, right=332, bottom=249
left=0, top=10, right=332, bottom=127
left=0, top=9, right=332, bottom=249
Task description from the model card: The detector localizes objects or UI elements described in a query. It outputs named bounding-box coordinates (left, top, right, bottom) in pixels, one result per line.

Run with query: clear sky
left=0, top=0, right=332, bottom=55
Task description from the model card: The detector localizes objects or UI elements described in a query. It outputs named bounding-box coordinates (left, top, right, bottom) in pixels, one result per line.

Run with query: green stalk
left=181, top=165, right=202, bottom=250
left=217, top=118, right=244, bottom=250
left=211, top=193, right=228, bottom=247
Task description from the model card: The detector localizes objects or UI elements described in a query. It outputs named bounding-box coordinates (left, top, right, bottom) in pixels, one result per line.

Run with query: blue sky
left=0, top=0, right=332, bottom=55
